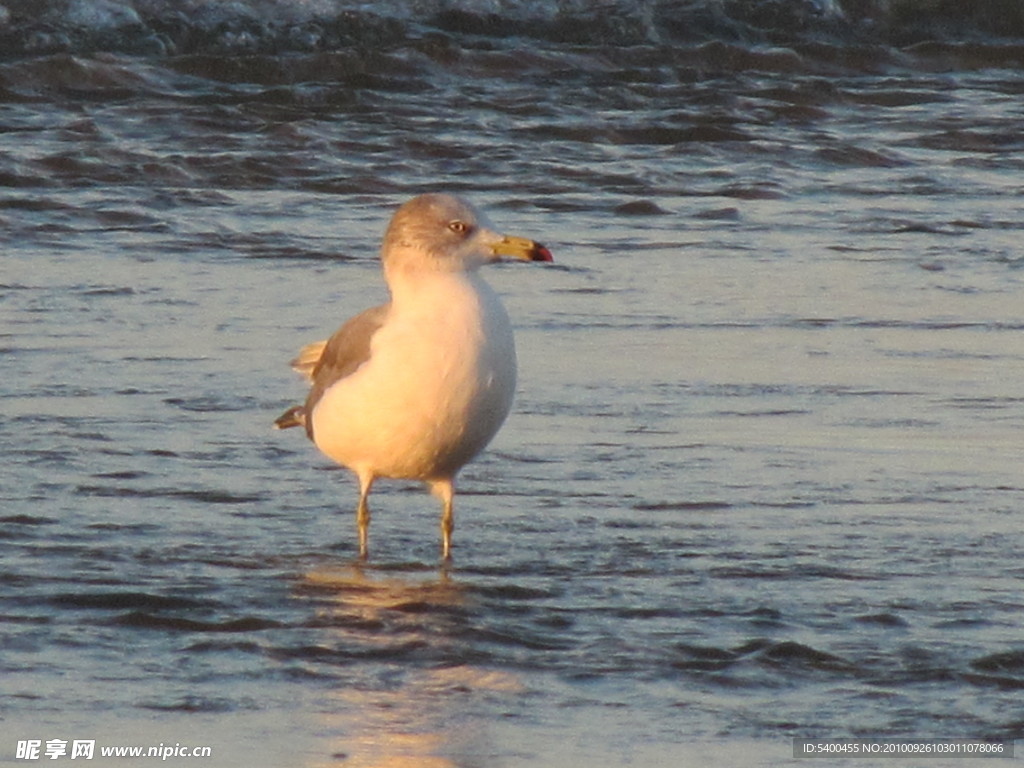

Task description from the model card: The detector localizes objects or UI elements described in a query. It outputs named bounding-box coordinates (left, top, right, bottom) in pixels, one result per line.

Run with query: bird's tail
left=274, top=405, right=306, bottom=430
left=290, top=340, right=327, bottom=381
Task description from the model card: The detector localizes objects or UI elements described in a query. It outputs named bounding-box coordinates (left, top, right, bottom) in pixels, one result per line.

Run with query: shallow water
left=3, top=1, right=1024, bottom=766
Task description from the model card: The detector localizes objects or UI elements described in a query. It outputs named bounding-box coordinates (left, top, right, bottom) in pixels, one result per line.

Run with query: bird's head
left=381, top=193, right=552, bottom=276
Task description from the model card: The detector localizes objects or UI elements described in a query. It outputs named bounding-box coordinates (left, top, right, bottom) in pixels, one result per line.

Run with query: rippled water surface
left=3, top=1, right=1024, bottom=765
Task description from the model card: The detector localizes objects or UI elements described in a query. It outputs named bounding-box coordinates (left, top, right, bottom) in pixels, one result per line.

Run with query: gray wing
left=302, top=303, right=390, bottom=440
left=289, top=340, right=328, bottom=381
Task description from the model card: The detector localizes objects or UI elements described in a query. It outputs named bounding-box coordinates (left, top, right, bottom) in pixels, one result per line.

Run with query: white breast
left=310, top=271, right=517, bottom=482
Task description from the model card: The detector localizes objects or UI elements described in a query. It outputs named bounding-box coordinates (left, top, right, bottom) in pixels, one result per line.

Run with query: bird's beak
left=490, top=235, right=553, bottom=263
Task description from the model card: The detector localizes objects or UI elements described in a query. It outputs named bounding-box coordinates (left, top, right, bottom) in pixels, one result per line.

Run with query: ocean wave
left=0, top=0, right=1022, bottom=61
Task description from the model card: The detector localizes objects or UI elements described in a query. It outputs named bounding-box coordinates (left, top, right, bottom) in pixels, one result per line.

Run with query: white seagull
left=275, top=193, right=552, bottom=560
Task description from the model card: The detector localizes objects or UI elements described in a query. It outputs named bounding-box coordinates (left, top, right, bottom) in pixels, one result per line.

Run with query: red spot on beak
left=533, top=244, right=553, bottom=262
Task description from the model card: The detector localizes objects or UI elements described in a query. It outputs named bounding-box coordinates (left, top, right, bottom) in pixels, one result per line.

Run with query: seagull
left=275, top=193, right=552, bottom=560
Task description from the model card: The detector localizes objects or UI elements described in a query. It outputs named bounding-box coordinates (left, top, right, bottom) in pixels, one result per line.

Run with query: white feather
left=311, top=269, right=516, bottom=482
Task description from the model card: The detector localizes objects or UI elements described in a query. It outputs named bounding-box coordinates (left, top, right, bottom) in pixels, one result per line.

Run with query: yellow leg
left=441, top=497, right=453, bottom=561
left=432, top=479, right=455, bottom=561
left=356, top=474, right=373, bottom=560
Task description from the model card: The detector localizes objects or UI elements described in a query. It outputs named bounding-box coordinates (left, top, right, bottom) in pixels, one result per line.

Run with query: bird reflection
left=299, top=565, right=522, bottom=768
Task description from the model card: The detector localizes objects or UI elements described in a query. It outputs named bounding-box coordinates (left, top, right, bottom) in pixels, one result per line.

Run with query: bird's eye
left=448, top=220, right=471, bottom=235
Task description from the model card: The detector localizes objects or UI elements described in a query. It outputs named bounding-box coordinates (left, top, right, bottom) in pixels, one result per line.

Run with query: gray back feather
left=303, top=303, right=389, bottom=440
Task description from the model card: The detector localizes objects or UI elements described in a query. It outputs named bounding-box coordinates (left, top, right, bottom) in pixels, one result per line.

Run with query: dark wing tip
left=274, top=405, right=306, bottom=430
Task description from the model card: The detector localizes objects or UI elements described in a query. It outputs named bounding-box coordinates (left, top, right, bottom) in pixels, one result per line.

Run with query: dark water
left=3, top=1, right=1024, bottom=765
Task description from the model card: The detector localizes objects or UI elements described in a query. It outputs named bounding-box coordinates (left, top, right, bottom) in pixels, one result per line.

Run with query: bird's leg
left=356, top=473, right=374, bottom=560
left=357, top=495, right=370, bottom=560
left=431, top=479, right=455, bottom=561
left=441, top=496, right=454, bottom=561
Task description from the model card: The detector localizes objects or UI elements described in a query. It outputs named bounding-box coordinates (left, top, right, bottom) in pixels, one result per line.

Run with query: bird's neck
left=385, top=265, right=482, bottom=312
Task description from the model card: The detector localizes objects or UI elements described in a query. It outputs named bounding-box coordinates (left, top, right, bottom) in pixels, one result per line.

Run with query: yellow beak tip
left=492, top=236, right=553, bottom=263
